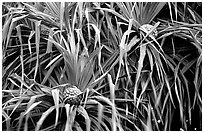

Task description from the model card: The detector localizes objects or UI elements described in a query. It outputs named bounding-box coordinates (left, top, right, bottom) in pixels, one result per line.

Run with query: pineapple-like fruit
left=53, top=84, right=83, bottom=105
left=139, top=24, right=158, bottom=37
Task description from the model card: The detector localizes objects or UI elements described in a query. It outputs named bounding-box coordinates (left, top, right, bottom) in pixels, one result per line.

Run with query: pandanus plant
left=2, top=2, right=123, bottom=131
left=2, top=2, right=202, bottom=131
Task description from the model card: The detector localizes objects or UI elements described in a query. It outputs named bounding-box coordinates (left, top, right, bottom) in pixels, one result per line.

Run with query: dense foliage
left=2, top=2, right=202, bottom=131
